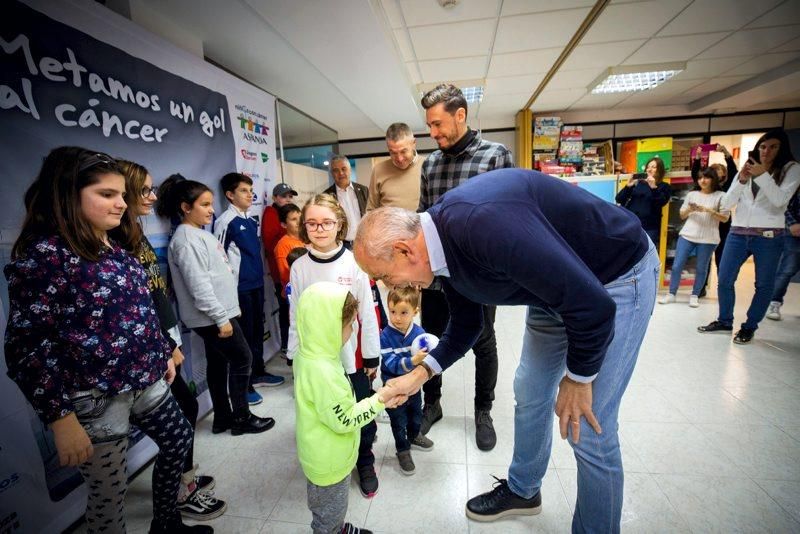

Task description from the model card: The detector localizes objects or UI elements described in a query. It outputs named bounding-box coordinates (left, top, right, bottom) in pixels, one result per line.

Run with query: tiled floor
left=99, top=262, right=800, bottom=532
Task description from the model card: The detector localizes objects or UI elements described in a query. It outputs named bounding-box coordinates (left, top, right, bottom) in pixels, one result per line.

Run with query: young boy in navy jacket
left=215, top=173, right=285, bottom=405
left=380, top=287, right=434, bottom=475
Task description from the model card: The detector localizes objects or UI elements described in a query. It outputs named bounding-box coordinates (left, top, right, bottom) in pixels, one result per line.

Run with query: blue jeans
left=717, top=233, right=784, bottom=330
left=507, top=244, right=659, bottom=534
left=771, top=234, right=800, bottom=303
left=386, top=389, right=423, bottom=453
left=669, top=236, right=717, bottom=296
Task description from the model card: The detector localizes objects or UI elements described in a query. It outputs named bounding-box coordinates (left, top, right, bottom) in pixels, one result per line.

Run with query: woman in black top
left=615, top=157, right=672, bottom=248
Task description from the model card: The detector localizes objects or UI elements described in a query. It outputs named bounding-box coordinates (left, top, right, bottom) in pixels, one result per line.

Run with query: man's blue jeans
left=771, top=234, right=800, bottom=303
left=507, top=243, right=659, bottom=534
left=717, top=232, right=784, bottom=330
left=669, top=236, right=717, bottom=296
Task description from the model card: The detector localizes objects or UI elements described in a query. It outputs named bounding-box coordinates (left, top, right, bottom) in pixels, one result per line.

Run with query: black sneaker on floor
left=194, top=474, right=215, bottom=493
left=357, top=464, right=379, bottom=498
left=465, top=477, right=542, bottom=522
left=475, top=410, right=497, bottom=451
left=177, top=488, right=227, bottom=521
left=733, top=327, right=755, bottom=344
left=697, top=320, right=733, bottom=333
left=341, top=522, right=373, bottom=534
left=419, top=401, right=442, bottom=435
left=149, top=515, right=214, bottom=533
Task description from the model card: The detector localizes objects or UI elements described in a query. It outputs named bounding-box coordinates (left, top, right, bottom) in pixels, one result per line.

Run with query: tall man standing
left=324, top=155, right=369, bottom=248
left=367, top=122, right=422, bottom=211
left=417, top=84, right=513, bottom=451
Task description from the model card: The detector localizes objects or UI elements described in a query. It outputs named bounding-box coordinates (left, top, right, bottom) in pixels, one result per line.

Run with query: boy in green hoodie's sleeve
left=293, top=281, right=396, bottom=534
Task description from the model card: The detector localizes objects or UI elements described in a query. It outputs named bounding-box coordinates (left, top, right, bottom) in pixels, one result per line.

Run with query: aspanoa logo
left=237, top=115, right=270, bottom=136
left=240, top=149, right=257, bottom=161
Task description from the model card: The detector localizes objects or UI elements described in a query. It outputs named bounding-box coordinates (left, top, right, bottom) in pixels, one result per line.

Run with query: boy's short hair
left=387, top=286, right=420, bottom=309
left=220, top=172, right=253, bottom=194
left=342, top=292, right=359, bottom=326
left=278, top=203, right=301, bottom=223
left=286, top=246, right=308, bottom=268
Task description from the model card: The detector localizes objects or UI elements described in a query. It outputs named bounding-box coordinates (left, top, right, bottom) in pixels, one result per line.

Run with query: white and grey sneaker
left=658, top=293, right=676, bottom=304
left=177, top=489, right=227, bottom=521
left=766, top=301, right=782, bottom=321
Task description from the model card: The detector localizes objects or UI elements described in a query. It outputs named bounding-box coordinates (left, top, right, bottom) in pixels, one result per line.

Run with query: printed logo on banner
left=235, top=104, right=270, bottom=145
left=240, top=149, right=257, bottom=161
left=261, top=152, right=269, bottom=163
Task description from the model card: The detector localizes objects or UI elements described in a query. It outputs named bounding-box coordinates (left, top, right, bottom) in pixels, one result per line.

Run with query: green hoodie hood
left=297, top=281, right=348, bottom=362
left=293, top=281, right=384, bottom=486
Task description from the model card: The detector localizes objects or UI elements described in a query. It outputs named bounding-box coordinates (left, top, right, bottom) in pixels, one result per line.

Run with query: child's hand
left=51, top=413, right=93, bottom=466
left=165, top=357, right=176, bottom=384
left=377, top=384, right=407, bottom=408
left=365, top=367, right=378, bottom=380
left=171, top=347, right=185, bottom=367
left=411, top=349, right=427, bottom=366
left=218, top=321, right=233, bottom=338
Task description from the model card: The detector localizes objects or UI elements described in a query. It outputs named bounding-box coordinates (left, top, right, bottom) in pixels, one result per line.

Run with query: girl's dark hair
left=116, top=158, right=149, bottom=220
left=13, top=146, right=141, bottom=261
left=155, top=174, right=212, bottom=220
left=695, top=167, right=721, bottom=192
left=644, top=157, right=666, bottom=183
left=752, top=128, right=797, bottom=185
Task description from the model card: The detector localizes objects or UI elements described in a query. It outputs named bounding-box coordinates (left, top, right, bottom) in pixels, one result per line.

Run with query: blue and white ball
left=411, top=333, right=439, bottom=353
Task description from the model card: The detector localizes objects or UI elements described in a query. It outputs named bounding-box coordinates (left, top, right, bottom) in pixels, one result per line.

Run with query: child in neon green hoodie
left=294, top=281, right=394, bottom=534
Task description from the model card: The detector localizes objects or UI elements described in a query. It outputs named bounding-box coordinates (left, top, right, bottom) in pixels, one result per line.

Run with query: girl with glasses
left=116, top=159, right=226, bottom=522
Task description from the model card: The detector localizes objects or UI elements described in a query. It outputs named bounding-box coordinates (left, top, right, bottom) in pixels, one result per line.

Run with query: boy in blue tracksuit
left=380, top=287, right=434, bottom=475
left=214, top=173, right=285, bottom=405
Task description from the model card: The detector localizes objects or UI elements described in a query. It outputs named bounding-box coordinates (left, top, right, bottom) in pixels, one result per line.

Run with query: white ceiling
left=139, top=0, right=800, bottom=139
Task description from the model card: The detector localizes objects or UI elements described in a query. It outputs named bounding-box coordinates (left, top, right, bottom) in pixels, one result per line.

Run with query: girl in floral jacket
left=4, top=147, right=209, bottom=534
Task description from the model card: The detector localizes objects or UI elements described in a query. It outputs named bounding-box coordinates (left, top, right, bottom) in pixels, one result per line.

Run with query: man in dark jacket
left=324, top=155, right=368, bottom=247
left=353, top=168, right=660, bottom=533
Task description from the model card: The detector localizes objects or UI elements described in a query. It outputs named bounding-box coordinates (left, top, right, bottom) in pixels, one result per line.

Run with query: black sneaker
left=341, top=522, right=373, bottom=534
left=733, top=327, right=755, bottom=344
left=465, top=477, right=542, bottom=522
left=475, top=410, right=497, bottom=451
left=697, top=321, right=733, bottom=333
left=357, top=464, right=379, bottom=498
left=419, top=401, right=442, bottom=435
left=177, top=488, right=227, bottom=521
left=149, top=515, right=214, bottom=533
left=397, top=450, right=415, bottom=475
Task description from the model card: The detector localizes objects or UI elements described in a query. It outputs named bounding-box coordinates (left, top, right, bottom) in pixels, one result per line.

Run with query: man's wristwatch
left=418, top=361, right=436, bottom=380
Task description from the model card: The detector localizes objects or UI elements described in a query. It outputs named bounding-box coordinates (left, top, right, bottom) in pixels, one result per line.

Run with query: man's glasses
left=304, top=220, right=337, bottom=232
left=141, top=185, right=158, bottom=198
left=77, top=153, right=116, bottom=174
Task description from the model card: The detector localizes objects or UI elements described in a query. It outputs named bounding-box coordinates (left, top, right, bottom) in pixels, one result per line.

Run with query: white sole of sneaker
left=399, top=467, right=415, bottom=476
left=179, top=501, right=228, bottom=521
left=465, top=503, right=541, bottom=522
left=411, top=443, right=434, bottom=452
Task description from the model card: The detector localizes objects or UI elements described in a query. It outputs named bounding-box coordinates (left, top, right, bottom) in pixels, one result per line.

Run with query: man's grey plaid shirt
left=418, top=132, right=515, bottom=211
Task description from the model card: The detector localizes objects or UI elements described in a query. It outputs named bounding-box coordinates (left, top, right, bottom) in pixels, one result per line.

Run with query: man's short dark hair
left=220, top=172, right=252, bottom=194
left=420, top=84, right=467, bottom=116
left=278, top=203, right=301, bottom=223
left=386, top=122, right=413, bottom=142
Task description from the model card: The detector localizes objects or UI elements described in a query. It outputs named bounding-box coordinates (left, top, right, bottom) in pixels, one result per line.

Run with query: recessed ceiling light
left=589, top=63, right=685, bottom=95
left=461, top=86, right=484, bottom=103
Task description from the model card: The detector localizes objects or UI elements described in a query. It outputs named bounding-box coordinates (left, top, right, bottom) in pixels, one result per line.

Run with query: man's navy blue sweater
left=426, top=168, right=650, bottom=378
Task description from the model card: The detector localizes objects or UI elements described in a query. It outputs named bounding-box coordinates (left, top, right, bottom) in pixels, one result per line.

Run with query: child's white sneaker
left=689, top=295, right=699, bottom=308
left=658, top=293, right=676, bottom=304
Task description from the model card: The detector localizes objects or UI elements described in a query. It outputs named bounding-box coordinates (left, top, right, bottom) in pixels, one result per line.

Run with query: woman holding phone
left=615, top=157, right=672, bottom=248
left=698, top=129, right=800, bottom=344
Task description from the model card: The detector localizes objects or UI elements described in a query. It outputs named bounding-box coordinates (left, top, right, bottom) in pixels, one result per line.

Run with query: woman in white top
left=660, top=167, right=729, bottom=307
left=698, top=129, right=800, bottom=344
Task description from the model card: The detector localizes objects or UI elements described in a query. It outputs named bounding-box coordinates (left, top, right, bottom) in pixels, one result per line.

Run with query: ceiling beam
left=522, top=0, right=611, bottom=111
